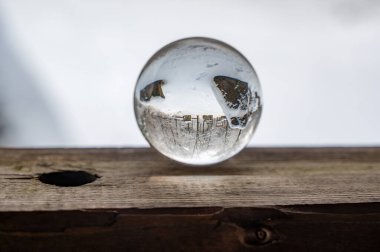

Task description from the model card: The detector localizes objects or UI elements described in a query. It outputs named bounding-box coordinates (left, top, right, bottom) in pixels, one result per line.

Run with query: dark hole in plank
left=243, top=226, right=274, bottom=246
left=38, top=171, right=99, bottom=187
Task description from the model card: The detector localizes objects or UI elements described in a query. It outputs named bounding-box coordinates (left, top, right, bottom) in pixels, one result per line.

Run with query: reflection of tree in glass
left=213, top=75, right=251, bottom=110
left=213, top=75, right=257, bottom=128
left=137, top=104, right=262, bottom=162
left=140, top=80, right=165, bottom=102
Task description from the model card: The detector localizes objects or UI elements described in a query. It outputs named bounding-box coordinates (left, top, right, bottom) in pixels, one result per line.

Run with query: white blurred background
left=0, top=0, right=379, bottom=147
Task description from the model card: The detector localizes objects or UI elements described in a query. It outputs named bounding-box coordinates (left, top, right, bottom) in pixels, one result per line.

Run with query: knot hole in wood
left=38, top=171, right=99, bottom=187
left=243, top=226, right=276, bottom=246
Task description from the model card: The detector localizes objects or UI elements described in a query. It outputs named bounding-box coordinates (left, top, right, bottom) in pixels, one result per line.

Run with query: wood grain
left=0, top=204, right=379, bottom=251
left=0, top=148, right=379, bottom=251
left=0, top=147, right=379, bottom=211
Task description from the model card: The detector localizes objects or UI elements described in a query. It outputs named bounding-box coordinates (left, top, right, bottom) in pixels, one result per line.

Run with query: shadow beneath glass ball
left=142, top=147, right=265, bottom=176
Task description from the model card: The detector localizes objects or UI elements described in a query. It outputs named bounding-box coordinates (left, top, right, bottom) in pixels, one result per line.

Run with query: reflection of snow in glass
left=134, top=37, right=262, bottom=165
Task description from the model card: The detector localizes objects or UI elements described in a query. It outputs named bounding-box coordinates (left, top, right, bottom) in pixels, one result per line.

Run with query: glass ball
left=134, top=37, right=262, bottom=165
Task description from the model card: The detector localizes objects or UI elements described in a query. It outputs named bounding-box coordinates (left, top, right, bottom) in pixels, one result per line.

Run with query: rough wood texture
left=1, top=204, right=379, bottom=251
left=0, top=147, right=379, bottom=211
left=0, top=148, right=379, bottom=251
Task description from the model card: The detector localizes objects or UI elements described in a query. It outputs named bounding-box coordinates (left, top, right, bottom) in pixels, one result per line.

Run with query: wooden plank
left=0, top=204, right=379, bottom=251
left=0, top=148, right=379, bottom=211
left=0, top=148, right=379, bottom=251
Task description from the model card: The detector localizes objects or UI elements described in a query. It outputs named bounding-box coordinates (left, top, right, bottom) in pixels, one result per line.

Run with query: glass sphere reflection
left=134, top=37, right=262, bottom=165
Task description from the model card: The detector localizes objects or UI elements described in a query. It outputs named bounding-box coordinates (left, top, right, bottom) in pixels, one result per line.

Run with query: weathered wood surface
left=1, top=204, right=379, bottom=251
left=0, top=147, right=379, bottom=211
left=0, top=148, right=379, bottom=251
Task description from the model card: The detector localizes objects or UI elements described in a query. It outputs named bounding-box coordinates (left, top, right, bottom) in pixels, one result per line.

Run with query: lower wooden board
left=1, top=204, right=379, bottom=251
